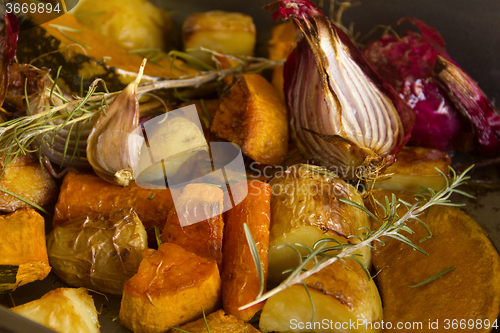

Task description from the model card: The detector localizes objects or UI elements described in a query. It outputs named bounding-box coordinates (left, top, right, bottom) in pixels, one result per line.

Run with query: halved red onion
left=268, top=0, right=414, bottom=177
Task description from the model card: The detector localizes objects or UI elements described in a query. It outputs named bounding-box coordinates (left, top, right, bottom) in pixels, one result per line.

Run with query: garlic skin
left=274, top=0, right=414, bottom=176
left=86, top=60, right=145, bottom=187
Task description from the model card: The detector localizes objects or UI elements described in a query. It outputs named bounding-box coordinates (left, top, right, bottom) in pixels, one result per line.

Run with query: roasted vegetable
left=221, top=180, right=271, bottom=321
left=374, top=147, right=451, bottom=192
left=10, top=288, right=100, bottom=333
left=183, top=11, right=256, bottom=64
left=259, top=259, right=383, bottom=333
left=161, top=183, right=224, bottom=265
left=271, top=0, right=414, bottom=175
left=86, top=60, right=143, bottom=187
left=119, top=243, right=221, bottom=333
left=47, top=208, right=148, bottom=295
left=367, top=190, right=500, bottom=332
left=210, top=74, right=289, bottom=165
left=176, top=309, right=260, bottom=333
left=363, top=18, right=500, bottom=155
left=0, top=13, right=19, bottom=108
left=0, top=208, right=51, bottom=292
left=53, top=171, right=179, bottom=231
left=16, top=14, right=197, bottom=93
left=0, top=153, right=57, bottom=212
left=71, top=0, right=177, bottom=51
left=267, top=21, right=296, bottom=100
left=135, top=109, right=209, bottom=186
left=267, top=164, right=371, bottom=285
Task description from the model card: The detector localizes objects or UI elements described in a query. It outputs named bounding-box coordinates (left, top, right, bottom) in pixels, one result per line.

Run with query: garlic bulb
left=86, top=60, right=146, bottom=187
left=272, top=0, right=414, bottom=177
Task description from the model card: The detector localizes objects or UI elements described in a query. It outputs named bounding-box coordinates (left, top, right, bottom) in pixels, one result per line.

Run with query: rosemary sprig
left=0, top=187, right=49, bottom=214
left=408, top=266, right=456, bottom=288
left=243, top=223, right=265, bottom=298
left=239, top=165, right=474, bottom=310
left=0, top=51, right=284, bottom=170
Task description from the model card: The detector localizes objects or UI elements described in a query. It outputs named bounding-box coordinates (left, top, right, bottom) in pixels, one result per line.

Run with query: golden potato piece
left=71, top=0, right=177, bottom=51
left=268, top=21, right=296, bottom=100
left=0, top=153, right=57, bottom=212
left=375, top=147, right=451, bottom=192
left=175, top=309, right=260, bottom=333
left=260, top=259, right=383, bottom=333
left=161, top=184, right=224, bottom=265
left=119, top=243, right=222, bottom=333
left=183, top=11, right=256, bottom=64
left=267, top=164, right=371, bottom=285
left=368, top=190, right=500, bottom=333
left=11, top=288, right=100, bottom=333
left=0, top=208, right=51, bottom=292
left=47, top=208, right=148, bottom=295
left=211, top=74, right=289, bottom=165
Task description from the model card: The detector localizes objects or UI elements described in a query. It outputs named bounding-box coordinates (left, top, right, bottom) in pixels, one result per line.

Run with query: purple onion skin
left=270, top=0, right=415, bottom=158
left=0, top=13, right=19, bottom=108
left=363, top=18, right=500, bottom=155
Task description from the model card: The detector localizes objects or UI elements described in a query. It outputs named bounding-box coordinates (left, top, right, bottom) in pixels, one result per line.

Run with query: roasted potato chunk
left=161, top=184, right=224, bottom=265
left=367, top=190, right=500, bottom=333
left=120, top=243, right=221, bottom=333
left=47, top=208, right=148, bottom=295
left=0, top=153, right=57, bottom=212
left=183, top=11, right=256, bottom=63
left=374, top=147, right=451, bottom=192
left=267, top=165, right=371, bottom=285
left=175, top=309, right=260, bottom=333
left=11, top=288, right=100, bottom=333
left=268, top=21, right=296, bottom=99
left=222, top=180, right=271, bottom=321
left=260, top=259, right=383, bottom=333
left=71, top=0, right=177, bottom=51
left=0, top=208, right=51, bottom=292
left=53, top=171, right=179, bottom=231
left=211, top=74, right=289, bottom=165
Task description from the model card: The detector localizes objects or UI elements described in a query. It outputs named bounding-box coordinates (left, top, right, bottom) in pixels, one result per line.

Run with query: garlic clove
left=86, top=60, right=146, bottom=186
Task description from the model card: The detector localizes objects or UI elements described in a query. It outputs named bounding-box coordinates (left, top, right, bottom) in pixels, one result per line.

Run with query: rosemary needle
left=408, top=266, right=456, bottom=288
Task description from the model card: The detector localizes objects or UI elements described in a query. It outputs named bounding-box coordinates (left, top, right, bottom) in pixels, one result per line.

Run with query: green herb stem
left=408, top=266, right=456, bottom=288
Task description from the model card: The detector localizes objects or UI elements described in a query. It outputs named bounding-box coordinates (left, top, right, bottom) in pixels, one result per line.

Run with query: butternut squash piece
left=119, top=243, right=221, bottom=333
left=0, top=153, right=57, bottom=212
left=161, top=184, right=224, bottom=265
left=374, top=147, right=451, bottom=192
left=183, top=11, right=256, bottom=64
left=11, top=287, right=100, bottom=333
left=0, top=208, right=51, bottom=292
left=259, top=259, right=383, bottom=333
left=17, top=14, right=197, bottom=93
left=221, top=180, right=271, bottom=321
left=367, top=190, right=500, bottom=333
left=176, top=309, right=260, bottom=333
left=268, top=21, right=296, bottom=100
left=53, top=171, right=179, bottom=231
left=211, top=74, right=289, bottom=165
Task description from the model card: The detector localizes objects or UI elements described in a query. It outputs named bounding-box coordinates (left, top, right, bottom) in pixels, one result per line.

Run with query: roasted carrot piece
left=53, top=171, right=179, bottom=230
left=221, top=180, right=271, bottom=321
left=161, top=183, right=224, bottom=265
